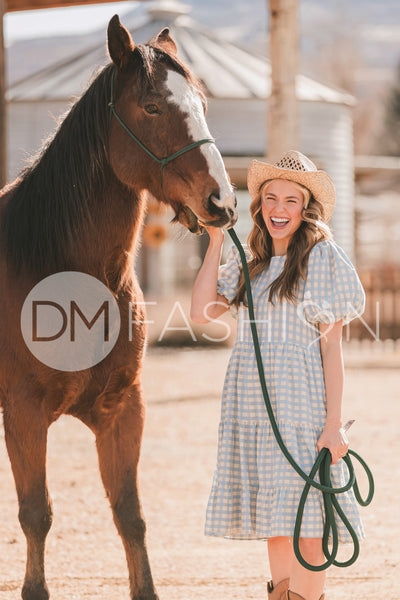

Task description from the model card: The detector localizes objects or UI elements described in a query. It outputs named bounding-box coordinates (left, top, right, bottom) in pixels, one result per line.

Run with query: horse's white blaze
left=165, top=71, right=235, bottom=211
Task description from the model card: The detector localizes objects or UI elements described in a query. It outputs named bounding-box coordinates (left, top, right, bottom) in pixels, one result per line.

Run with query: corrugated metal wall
left=8, top=100, right=66, bottom=177
left=300, top=102, right=355, bottom=259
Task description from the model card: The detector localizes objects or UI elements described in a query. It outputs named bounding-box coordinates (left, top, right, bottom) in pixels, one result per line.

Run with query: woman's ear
left=108, top=15, right=135, bottom=69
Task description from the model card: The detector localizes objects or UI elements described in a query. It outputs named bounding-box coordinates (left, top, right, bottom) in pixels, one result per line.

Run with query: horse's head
left=107, top=15, right=237, bottom=233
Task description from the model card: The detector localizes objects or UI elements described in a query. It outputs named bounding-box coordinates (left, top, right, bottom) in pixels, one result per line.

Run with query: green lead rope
left=227, top=228, right=374, bottom=571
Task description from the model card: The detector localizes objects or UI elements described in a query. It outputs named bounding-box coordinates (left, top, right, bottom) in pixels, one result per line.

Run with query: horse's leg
left=90, top=378, right=158, bottom=600
left=3, top=401, right=52, bottom=600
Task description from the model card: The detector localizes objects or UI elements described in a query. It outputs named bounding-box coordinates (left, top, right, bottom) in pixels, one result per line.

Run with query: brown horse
left=0, top=16, right=237, bottom=600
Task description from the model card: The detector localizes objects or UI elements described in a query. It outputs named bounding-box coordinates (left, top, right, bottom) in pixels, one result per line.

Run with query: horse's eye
left=144, top=104, right=160, bottom=115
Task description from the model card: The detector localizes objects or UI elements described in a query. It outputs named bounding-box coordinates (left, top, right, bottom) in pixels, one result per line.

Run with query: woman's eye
left=144, top=104, right=160, bottom=115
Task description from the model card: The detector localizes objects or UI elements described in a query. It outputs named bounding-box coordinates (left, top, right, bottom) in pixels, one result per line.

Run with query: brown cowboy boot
left=286, top=591, right=325, bottom=600
left=267, top=578, right=290, bottom=599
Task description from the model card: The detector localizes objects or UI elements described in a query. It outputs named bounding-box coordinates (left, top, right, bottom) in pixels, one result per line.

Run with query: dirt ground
left=0, top=346, right=399, bottom=600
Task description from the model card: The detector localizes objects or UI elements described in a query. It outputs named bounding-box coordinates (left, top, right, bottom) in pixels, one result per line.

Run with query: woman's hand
left=317, top=423, right=349, bottom=465
left=205, top=225, right=225, bottom=246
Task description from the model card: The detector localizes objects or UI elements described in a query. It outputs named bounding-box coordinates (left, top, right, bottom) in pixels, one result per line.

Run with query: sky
left=4, top=1, right=137, bottom=43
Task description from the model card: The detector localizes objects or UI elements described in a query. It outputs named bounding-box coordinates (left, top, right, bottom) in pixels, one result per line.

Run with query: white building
left=7, top=0, right=357, bottom=294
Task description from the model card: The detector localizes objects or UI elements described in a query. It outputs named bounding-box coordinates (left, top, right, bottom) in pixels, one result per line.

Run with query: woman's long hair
left=232, top=179, right=332, bottom=306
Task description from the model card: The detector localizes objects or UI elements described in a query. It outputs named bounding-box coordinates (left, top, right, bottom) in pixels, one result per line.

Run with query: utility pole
left=0, top=0, right=6, bottom=187
left=268, top=0, right=299, bottom=161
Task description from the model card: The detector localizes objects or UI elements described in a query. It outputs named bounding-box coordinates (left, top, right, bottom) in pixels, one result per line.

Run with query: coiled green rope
left=227, top=227, right=374, bottom=571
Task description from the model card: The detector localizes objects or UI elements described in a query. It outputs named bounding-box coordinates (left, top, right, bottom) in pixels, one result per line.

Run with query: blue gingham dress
left=205, top=239, right=366, bottom=541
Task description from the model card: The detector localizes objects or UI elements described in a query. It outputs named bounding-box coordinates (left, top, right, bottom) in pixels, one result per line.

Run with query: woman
left=190, top=151, right=366, bottom=600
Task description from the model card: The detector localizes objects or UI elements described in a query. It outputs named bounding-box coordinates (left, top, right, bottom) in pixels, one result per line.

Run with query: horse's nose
left=206, top=193, right=238, bottom=225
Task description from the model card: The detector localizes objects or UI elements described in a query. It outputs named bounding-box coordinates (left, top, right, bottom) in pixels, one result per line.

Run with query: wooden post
left=268, top=0, right=299, bottom=161
left=0, top=0, right=6, bottom=187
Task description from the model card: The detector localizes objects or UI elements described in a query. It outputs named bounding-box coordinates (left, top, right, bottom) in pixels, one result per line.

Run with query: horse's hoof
left=22, top=582, right=50, bottom=600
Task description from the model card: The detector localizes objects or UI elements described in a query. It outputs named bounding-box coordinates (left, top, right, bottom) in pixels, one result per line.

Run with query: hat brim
left=247, top=160, right=336, bottom=223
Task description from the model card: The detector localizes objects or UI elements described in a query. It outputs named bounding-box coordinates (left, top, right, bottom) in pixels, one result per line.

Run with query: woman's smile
left=270, top=216, right=291, bottom=229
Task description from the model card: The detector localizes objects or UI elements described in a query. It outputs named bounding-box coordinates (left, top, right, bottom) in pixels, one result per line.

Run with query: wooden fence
left=349, top=265, right=400, bottom=340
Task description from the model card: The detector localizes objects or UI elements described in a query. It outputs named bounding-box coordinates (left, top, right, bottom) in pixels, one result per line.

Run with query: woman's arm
left=190, top=227, right=230, bottom=324
left=317, top=320, right=349, bottom=465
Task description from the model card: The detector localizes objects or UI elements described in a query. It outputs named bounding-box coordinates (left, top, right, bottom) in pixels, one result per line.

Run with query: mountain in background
left=188, top=0, right=400, bottom=88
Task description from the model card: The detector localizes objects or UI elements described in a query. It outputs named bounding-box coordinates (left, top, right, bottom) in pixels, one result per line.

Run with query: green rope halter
left=108, top=69, right=215, bottom=187
left=227, top=227, right=374, bottom=571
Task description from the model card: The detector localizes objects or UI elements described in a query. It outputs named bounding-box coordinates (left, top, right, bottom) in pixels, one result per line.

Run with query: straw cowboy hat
left=247, top=150, right=336, bottom=222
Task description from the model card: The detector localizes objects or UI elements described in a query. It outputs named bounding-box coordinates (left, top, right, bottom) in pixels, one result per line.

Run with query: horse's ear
left=107, top=15, right=135, bottom=69
left=153, top=27, right=178, bottom=57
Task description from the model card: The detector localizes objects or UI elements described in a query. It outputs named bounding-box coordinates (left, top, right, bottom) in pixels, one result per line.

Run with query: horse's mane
left=1, top=63, right=114, bottom=276
left=1, top=41, right=202, bottom=278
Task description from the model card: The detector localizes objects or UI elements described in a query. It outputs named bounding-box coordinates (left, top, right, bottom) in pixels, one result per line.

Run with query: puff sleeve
left=217, top=243, right=251, bottom=319
left=303, top=240, right=365, bottom=325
